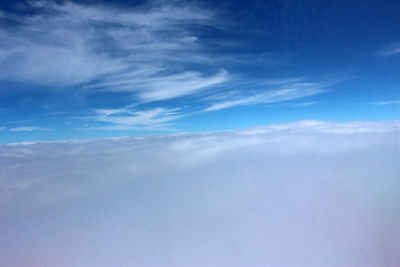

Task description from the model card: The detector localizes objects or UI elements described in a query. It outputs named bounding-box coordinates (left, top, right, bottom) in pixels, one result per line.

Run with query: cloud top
left=1, top=120, right=399, bottom=266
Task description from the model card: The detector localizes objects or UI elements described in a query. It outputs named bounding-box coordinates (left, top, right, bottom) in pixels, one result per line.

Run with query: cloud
left=0, top=1, right=226, bottom=101
left=371, top=100, right=400, bottom=105
left=79, top=78, right=328, bottom=130
left=376, top=41, right=400, bottom=57
left=83, top=106, right=185, bottom=130
left=0, top=1, right=348, bottom=132
left=88, top=68, right=229, bottom=102
left=241, top=120, right=400, bottom=134
left=289, top=101, right=319, bottom=107
left=204, top=81, right=327, bottom=111
left=0, top=120, right=399, bottom=266
left=8, top=126, right=50, bottom=132
left=137, top=69, right=229, bottom=101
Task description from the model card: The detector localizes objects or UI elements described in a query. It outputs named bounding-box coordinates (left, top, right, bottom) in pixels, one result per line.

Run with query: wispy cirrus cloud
left=8, top=126, right=51, bottom=132
left=89, top=69, right=229, bottom=102
left=289, top=101, right=319, bottom=107
left=204, top=81, right=328, bottom=112
left=0, top=1, right=350, bottom=132
left=82, top=107, right=185, bottom=130
left=376, top=41, right=400, bottom=57
left=83, top=79, right=331, bottom=130
left=0, top=0, right=226, bottom=102
left=370, top=100, right=400, bottom=105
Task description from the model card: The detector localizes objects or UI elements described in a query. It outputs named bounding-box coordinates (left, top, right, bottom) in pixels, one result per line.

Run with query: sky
left=0, top=0, right=399, bottom=143
left=1, top=2, right=400, bottom=266
left=1, top=121, right=400, bottom=266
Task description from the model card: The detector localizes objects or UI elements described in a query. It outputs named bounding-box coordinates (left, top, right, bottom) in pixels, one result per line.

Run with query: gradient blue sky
left=0, top=0, right=399, bottom=143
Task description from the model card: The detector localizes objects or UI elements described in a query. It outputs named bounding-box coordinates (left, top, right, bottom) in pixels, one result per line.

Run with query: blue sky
left=0, top=0, right=399, bottom=143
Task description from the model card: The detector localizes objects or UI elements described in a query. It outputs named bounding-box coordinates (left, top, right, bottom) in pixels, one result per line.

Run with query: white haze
left=0, top=120, right=399, bottom=267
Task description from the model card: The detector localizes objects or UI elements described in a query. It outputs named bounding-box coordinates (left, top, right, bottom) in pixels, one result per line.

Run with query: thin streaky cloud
left=376, top=41, right=400, bottom=57
left=0, top=0, right=225, bottom=104
left=83, top=107, right=185, bottom=130
left=137, top=69, right=229, bottom=101
left=289, top=101, right=319, bottom=107
left=91, top=68, right=229, bottom=102
left=204, top=82, right=327, bottom=112
left=371, top=100, right=400, bottom=105
left=8, top=126, right=51, bottom=132
left=94, top=108, right=136, bottom=116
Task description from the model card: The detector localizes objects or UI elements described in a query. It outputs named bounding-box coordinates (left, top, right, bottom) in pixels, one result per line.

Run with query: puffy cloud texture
left=0, top=120, right=400, bottom=267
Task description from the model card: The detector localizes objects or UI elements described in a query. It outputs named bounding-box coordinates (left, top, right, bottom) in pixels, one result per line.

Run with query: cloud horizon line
left=2, top=119, right=400, bottom=145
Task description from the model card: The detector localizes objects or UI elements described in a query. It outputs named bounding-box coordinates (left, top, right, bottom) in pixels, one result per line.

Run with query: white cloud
left=204, top=81, right=327, bottom=111
left=8, top=126, right=50, bottom=132
left=0, top=1, right=226, bottom=101
left=290, top=101, right=319, bottom=107
left=240, top=120, right=400, bottom=134
left=137, top=69, right=229, bottom=101
left=376, top=41, right=400, bottom=57
left=89, top=68, right=229, bottom=101
left=83, top=106, right=185, bottom=130
left=371, top=100, right=400, bottom=105
left=0, top=120, right=399, bottom=267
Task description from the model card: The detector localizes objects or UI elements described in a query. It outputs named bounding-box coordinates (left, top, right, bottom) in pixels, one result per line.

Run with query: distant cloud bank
left=1, top=120, right=399, bottom=266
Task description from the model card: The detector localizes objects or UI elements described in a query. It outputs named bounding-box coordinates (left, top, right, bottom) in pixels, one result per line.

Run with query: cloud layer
left=1, top=120, right=399, bottom=267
